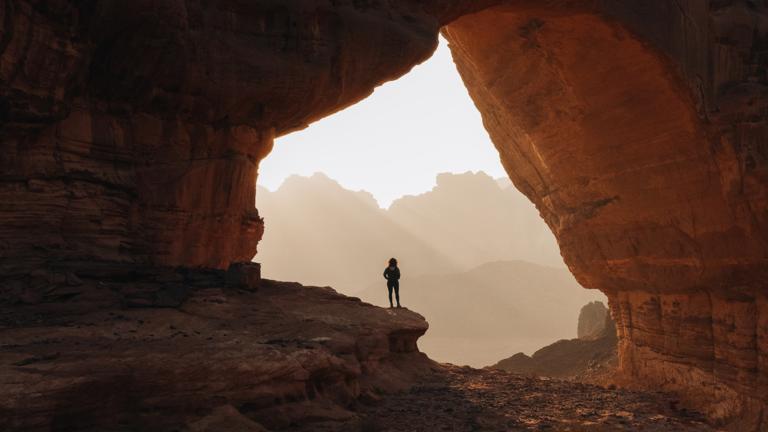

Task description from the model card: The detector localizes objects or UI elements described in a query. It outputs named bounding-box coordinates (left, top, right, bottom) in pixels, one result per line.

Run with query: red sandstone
left=0, top=1, right=766, bottom=429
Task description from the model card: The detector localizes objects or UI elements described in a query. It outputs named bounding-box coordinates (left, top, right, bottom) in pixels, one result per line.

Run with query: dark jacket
left=383, top=266, right=400, bottom=281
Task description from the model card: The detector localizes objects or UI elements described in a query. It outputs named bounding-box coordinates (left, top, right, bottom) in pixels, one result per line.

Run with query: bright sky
left=258, top=37, right=507, bottom=208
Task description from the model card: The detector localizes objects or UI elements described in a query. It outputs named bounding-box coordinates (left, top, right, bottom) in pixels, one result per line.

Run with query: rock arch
left=0, top=0, right=766, bottom=428
left=443, top=4, right=767, bottom=427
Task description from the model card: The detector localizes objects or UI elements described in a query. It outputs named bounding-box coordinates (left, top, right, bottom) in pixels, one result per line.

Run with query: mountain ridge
left=256, top=171, right=565, bottom=293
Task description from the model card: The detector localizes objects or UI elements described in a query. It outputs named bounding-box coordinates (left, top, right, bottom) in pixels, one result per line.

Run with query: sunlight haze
left=254, top=36, right=608, bottom=368
left=258, top=37, right=505, bottom=207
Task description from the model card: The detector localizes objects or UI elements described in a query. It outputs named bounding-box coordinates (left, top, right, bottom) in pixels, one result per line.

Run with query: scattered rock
left=289, top=366, right=714, bottom=432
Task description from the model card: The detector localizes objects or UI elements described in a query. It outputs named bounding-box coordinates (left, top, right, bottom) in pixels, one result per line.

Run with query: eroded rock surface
left=0, top=0, right=492, bottom=274
left=444, top=2, right=768, bottom=428
left=0, top=275, right=430, bottom=431
left=0, top=273, right=715, bottom=432
left=2, top=0, right=768, bottom=429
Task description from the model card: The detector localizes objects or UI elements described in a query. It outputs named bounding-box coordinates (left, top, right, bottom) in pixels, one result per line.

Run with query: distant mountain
left=495, top=177, right=512, bottom=189
left=388, top=171, right=563, bottom=269
left=357, top=260, right=605, bottom=368
left=490, top=301, right=617, bottom=383
left=578, top=301, right=610, bottom=340
left=256, top=172, right=606, bottom=367
left=256, top=171, right=564, bottom=293
left=256, top=174, right=457, bottom=292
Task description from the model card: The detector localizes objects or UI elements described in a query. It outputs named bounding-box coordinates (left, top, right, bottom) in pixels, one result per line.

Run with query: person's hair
left=388, top=258, right=397, bottom=266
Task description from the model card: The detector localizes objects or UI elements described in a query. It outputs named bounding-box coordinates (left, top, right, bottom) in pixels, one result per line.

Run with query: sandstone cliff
left=1, top=0, right=484, bottom=276
left=444, top=2, right=768, bottom=428
left=1, top=1, right=767, bottom=429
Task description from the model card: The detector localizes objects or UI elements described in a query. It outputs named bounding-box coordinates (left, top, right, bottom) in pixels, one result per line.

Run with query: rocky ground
left=296, top=366, right=715, bottom=432
left=0, top=267, right=716, bottom=431
left=0, top=268, right=430, bottom=432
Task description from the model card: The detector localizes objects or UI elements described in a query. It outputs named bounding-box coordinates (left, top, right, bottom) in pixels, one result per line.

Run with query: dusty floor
left=293, top=365, right=715, bottom=432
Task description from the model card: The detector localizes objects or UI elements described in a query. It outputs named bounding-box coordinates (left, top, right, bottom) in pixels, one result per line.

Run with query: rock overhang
left=1, top=0, right=767, bottom=429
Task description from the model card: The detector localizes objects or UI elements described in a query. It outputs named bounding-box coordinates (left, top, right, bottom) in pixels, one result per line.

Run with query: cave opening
left=1, top=1, right=765, bottom=429
left=0, top=0, right=764, bottom=428
left=256, top=36, right=607, bottom=369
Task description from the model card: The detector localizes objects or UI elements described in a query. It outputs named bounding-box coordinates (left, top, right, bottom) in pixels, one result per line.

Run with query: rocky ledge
left=0, top=269, right=430, bottom=431
left=0, top=267, right=723, bottom=432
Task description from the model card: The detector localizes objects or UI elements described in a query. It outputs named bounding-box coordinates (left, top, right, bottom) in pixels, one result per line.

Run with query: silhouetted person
left=383, top=258, right=401, bottom=308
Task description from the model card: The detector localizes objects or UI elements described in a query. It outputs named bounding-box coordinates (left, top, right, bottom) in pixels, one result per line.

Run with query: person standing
left=383, top=258, right=401, bottom=308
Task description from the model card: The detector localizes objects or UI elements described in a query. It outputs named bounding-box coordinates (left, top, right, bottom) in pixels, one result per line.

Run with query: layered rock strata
left=444, top=2, right=768, bottom=428
left=0, top=3, right=475, bottom=431
left=0, top=273, right=430, bottom=431
left=0, top=0, right=491, bottom=274
left=2, top=0, right=768, bottom=430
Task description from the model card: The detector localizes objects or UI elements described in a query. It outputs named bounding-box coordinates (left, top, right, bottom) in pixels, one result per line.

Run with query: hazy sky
left=258, top=37, right=507, bottom=208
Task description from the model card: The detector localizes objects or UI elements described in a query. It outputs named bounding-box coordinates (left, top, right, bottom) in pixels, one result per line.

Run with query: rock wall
left=1, top=107, right=269, bottom=275
left=444, top=1, right=767, bottom=428
left=0, top=0, right=485, bottom=275
left=2, top=0, right=768, bottom=429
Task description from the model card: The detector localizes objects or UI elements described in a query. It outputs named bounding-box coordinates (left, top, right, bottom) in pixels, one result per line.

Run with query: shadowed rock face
left=444, top=2, right=768, bottom=428
left=0, top=273, right=431, bottom=431
left=1, top=0, right=767, bottom=429
left=0, top=0, right=492, bottom=273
